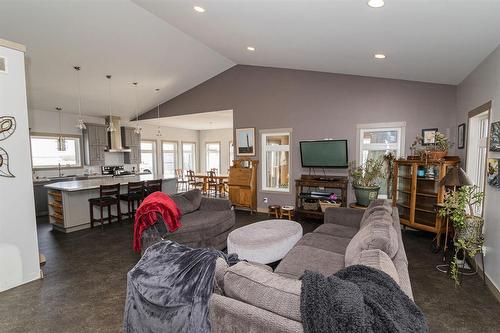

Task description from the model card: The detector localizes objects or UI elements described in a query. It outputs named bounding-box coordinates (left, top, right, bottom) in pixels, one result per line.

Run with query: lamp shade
left=440, top=166, right=473, bottom=187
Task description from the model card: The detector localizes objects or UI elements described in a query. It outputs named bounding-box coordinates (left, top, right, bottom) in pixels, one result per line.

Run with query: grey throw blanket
left=123, top=240, right=238, bottom=333
left=300, top=265, right=428, bottom=333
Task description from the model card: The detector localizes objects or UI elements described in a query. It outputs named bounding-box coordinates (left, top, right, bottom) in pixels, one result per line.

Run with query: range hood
left=105, top=116, right=131, bottom=153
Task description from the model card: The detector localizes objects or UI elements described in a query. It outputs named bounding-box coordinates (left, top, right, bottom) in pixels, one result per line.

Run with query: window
left=206, top=142, right=221, bottom=172
left=261, top=130, right=291, bottom=192
left=140, top=141, right=156, bottom=174
left=182, top=142, right=196, bottom=172
left=357, top=122, right=406, bottom=164
left=30, top=134, right=82, bottom=168
left=229, top=141, right=234, bottom=167
left=162, top=141, right=177, bottom=177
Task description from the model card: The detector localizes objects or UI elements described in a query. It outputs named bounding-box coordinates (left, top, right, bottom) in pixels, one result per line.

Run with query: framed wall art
left=421, top=128, right=438, bottom=145
left=458, top=123, right=466, bottom=149
left=236, top=128, right=256, bottom=156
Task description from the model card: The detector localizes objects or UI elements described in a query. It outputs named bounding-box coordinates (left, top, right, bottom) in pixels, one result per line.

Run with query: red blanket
left=133, top=191, right=182, bottom=253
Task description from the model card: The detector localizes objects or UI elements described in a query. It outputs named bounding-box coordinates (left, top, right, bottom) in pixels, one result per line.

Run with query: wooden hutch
left=392, top=158, right=460, bottom=247
left=228, top=159, right=258, bottom=213
left=295, top=175, right=348, bottom=219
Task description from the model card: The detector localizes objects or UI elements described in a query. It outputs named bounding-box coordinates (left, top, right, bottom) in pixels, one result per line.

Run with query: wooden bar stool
left=268, top=205, right=281, bottom=218
left=280, top=206, right=294, bottom=220
left=119, top=181, right=145, bottom=220
left=145, top=179, right=163, bottom=196
left=89, top=183, right=121, bottom=229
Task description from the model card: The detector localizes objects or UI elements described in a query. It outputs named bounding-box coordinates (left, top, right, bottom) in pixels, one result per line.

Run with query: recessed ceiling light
left=374, top=53, right=386, bottom=59
left=193, top=6, right=205, bottom=13
left=247, top=46, right=256, bottom=52
left=368, top=0, right=385, bottom=8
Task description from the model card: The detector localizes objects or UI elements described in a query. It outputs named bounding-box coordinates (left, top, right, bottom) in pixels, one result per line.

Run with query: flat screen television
left=299, top=139, right=348, bottom=168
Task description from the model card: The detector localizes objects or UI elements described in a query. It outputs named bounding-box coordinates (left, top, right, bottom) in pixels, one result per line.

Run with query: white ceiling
left=133, top=0, right=500, bottom=85
left=0, top=0, right=234, bottom=119
left=142, top=110, right=233, bottom=130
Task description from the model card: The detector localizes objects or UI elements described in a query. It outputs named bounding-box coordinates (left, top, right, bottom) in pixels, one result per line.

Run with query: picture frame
left=458, top=123, right=466, bottom=149
left=488, top=158, right=499, bottom=189
left=421, top=128, right=438, bottom=146
left=490, top=121, right=500, bottom=152
left=236, top=127, right=256, bottom=156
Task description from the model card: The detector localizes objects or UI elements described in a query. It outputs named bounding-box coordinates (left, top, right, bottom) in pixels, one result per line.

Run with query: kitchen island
left=45, top=175, right=177, bottom=233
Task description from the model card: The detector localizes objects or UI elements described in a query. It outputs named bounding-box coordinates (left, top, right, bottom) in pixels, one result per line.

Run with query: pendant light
left=74, top=66, right=86, bottom=130
left=106, top=74, right=116, bottom=132
left=56, top=107, right=66, bottom=151
left=133, top=82, right=142, bottom=134
left=155, top=88, right=162, bottom=137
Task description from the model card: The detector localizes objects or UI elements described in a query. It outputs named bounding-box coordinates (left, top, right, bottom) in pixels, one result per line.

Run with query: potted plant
left=411, top=132, right=453, bottom=160
left=439, top=185, right=485, bottom=285
left=349, top=158, right=385, bottom=207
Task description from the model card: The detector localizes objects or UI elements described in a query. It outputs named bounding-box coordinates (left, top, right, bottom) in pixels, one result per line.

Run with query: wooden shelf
left=397, top=189, right=437, bottom=198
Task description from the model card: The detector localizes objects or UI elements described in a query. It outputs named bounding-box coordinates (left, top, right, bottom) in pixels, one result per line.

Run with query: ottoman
left=227, top=219, right=303, bottom=264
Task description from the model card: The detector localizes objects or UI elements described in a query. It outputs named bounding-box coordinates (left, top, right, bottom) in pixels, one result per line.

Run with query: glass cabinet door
left=395, top=164, right=412, bottom=222
left=414, top=163, right=440, bottom=226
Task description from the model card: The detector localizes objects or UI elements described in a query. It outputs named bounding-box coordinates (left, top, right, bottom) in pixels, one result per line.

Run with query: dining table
left=194, top=174, right=229, bottom=195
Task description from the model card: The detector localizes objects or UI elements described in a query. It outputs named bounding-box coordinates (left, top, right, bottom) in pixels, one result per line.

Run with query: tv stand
left=295, top=174, right=348, bottom=220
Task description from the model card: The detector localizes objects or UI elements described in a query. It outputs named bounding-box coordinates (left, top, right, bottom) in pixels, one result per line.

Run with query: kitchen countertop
left=45, top=174, right=176, bottom=192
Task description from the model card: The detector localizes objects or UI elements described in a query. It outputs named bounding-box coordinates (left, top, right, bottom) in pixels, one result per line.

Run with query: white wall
left=199, top=128, right=233, bottom=173
left=139, top=124, right=200, bottom=175
left=0, top=43, right=40, bottom=291
left=456, top=45, right=500, bottom=292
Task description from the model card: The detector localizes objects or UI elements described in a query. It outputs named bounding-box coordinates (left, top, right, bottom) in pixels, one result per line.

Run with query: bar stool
left=280, top=206, right=294, bottom=220
left=268, top=205, right=281, bottom=218
left=145, top=179, right=163, bottom=196
left=89, top=183, right=121, bottom=229
left=119, top=181, right=145, bottom=220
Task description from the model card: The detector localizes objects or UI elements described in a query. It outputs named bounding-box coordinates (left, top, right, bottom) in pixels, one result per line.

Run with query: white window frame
left=181, top=142, right=197, bottom=173
left=260, top=129, right=292, bottom=193
left=356, top=122, right=406, bottom=165
left=205, top=141, right=221, bottom=172
left=30, top=133, right=82, bottom=169
left=229, top=141, right=234, bottom=167
left=140, top=140, right=156, bottom=174
left=162, top=141, right=178, bottom=177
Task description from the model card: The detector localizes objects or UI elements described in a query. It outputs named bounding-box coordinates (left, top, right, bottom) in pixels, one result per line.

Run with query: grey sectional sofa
left=141, top=189, right=235, bottom=252
left=209, top=200, right=412, bottom=333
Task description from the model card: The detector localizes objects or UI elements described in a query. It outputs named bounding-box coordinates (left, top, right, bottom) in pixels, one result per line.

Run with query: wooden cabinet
left=295, top=175, right=348, bottom=219
left=392, top=159, right=460, bottom=246
left=83, top=124, right=108, bottom=166
left=228, top=159, right=258, bottom=212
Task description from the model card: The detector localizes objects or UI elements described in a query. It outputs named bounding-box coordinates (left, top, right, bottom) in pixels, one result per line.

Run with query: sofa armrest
left=199, top=197, right=233, bottom=211
left=210, top=294, right=303, bottom=333
left=324, top=207, right=363, bottom=228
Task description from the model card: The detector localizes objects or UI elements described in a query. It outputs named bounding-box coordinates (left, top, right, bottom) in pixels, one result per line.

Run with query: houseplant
left=439, top=185, right=485, bottom=285
left=349, top=158, right=385, bottom=206
left=410, top=132, right=453, bottom=160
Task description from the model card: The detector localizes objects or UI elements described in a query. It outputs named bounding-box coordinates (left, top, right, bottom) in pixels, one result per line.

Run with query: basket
left=319, top=201, right=341, bottom=212
left=302, top=200, right=319, bottom=211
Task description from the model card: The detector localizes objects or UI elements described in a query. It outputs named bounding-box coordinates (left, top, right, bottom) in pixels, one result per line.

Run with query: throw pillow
left=345, top=219, right=399, bottom=266
left=171, top=189, right=202, bottom=214
left=350, top=249, right=400, bottom=284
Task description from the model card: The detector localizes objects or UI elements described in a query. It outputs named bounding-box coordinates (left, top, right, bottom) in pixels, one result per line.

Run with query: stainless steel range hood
left=105, top=116, right=131, bottom=153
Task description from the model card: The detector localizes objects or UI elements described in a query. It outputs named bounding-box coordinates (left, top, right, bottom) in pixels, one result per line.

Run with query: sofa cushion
left=360, top=199, right=393, bottom=229
left=313, top=223, right=358, bottom=239
left=169, top=210, right=234, bottom=244
left=345, top=219, right=399, bottom=266
left=350, top=249, right=400, bottom=284
left=224, top=261, right=302, bottom=322
left=296, top=233, right=351, bottom=255
left=170, top=189, right=202, bottom=215
left=275, top=246, right=345, bottom=279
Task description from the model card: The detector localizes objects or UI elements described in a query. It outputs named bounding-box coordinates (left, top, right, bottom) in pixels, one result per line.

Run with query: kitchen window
left=182, top=142, right=196, bottom=172
left=30, top=134, right=82, bottom=169
left=162, top=141, right=177, bottom=178
left=140, top=141, right=156, bottom=174
left=206, top=142, right=221, bottom=172
left=261, top=130, right=291, bottom=192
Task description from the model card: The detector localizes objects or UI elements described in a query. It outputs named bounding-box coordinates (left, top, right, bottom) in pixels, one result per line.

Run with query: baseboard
left=476, top=263, right=500, bottom=303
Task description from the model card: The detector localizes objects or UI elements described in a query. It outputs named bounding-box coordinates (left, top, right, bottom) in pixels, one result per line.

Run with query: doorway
left=466, top=102, right=491, bottom=216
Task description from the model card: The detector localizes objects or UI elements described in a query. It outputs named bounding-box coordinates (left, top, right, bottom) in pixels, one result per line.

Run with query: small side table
left=349, top=203, right=368, bottom=210
left=280, top=206, right=294, bottom=220
left=268, top=205, right=281, bottom=219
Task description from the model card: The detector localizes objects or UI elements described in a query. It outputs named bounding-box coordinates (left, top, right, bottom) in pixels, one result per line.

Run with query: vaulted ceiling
left=1, top=0, right=499, bottom=121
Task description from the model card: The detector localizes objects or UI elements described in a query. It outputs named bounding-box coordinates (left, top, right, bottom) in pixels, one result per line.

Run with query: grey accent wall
left=140, top=65, right=457, bottom=209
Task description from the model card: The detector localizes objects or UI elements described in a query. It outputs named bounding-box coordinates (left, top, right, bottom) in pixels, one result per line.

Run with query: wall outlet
left=263, top=197, right=269, bottom=203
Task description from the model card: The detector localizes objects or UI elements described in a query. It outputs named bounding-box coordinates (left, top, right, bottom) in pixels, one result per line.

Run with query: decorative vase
left=456, top=216, right=484, bottom=244
left=353, top=185, right=380, bottom=207
left=427, top=150, right=447, bottom=160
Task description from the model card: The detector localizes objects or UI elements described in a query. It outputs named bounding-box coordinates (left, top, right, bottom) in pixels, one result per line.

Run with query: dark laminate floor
left=1, top=211, right=499, bottom=332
